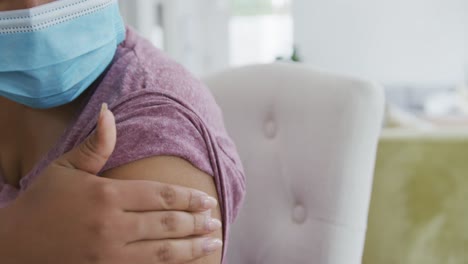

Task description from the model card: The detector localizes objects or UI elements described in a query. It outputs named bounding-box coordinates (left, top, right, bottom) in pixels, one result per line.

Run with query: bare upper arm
left=101, top=155, right=222, bottom=264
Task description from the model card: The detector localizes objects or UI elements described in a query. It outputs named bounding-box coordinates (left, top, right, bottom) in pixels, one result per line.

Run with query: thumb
left=55, top=103, right=117, bottom=174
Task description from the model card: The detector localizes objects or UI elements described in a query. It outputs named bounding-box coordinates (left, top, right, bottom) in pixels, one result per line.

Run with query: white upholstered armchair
left=203, top=63, right=385, bottom=264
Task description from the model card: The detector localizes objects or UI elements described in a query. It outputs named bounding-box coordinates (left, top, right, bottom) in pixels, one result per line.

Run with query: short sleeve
left=97, top=88, right=247, bottom=251
left=100, top=90, right=214, bottom=178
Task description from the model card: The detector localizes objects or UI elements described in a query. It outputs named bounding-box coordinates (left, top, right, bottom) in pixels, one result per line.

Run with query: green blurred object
left=276, top=45, right=302, bottom=62
left=231, top=0, right=289, bottom=16
left=363, top=130, right=468, bottom=264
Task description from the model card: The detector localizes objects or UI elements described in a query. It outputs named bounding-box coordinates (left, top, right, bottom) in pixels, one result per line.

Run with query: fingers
left=54, top=103, right=116, bottom=174
left=112, top=180, right=218, bottom=212
left=124, top=237, right=223, bottom=264
left=125, top=211, right=222, bottom=242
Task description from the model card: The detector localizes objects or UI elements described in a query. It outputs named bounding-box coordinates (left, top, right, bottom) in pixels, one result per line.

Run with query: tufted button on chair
left=203, top=63, right=385, bottom=264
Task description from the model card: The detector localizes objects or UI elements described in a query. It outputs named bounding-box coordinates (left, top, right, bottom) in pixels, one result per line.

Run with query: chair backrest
left=203, top=63, right=385, bottom=264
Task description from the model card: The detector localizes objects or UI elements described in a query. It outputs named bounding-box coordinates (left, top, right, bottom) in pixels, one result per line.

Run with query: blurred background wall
left=118, top=0, right=467, bottom=116
left=293, top=0, right=467, bottom=85
left=118, top=0, right=293, bottom=76
left=118, top=0, right=466, bottom=82
left=119, top=0, right=231, bottom=76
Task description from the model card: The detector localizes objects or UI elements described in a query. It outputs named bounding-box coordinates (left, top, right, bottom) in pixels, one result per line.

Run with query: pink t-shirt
left=0, top=28, right=246, bottom=261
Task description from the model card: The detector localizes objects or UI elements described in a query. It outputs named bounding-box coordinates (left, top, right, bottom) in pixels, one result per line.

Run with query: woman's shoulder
left=98, top=27, right=224, bottom=128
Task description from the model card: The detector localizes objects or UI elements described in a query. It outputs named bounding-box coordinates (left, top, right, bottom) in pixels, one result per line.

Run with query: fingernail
left=205, top=218, right=222, bottom=231
left=202, top=197, right=217, bottom=209
left=100, top=103, right=108, bottom=119
left=203, top=238, right=223, bottom=253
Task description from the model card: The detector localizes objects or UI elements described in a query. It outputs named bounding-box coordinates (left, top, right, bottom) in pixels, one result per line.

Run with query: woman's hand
left=0, top=104, right=222, bottom=264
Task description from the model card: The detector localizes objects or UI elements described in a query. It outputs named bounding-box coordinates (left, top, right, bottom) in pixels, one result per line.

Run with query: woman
left=0, top=0, right=245, bottom=263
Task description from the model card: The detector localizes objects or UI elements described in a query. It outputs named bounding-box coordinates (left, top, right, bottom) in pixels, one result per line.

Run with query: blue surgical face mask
left=0, top=0, right=125, bottom=109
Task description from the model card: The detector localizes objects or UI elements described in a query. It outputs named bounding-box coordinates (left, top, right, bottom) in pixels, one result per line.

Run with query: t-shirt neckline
left=0, top=113, right=79, bottom=191
left=0, top=81, right=102, bottom=192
